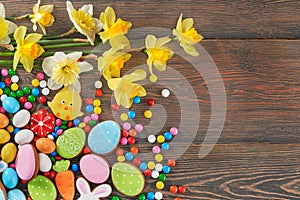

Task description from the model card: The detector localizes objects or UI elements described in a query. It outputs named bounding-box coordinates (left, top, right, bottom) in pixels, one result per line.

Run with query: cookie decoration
left=28, top=175, right=57, bottom=200
left=111, top=163, right=145, bottom=196
left=56, top=127, right=86, bottom=159
left=30, top=109, right=55, bottom=137
left=88, top=120, right=121, bottom=155
left=55, top=170, right=75, bottom=200
left=79, top=154, right=110, bottom=184
left=76, top=177, right=112, bottom=200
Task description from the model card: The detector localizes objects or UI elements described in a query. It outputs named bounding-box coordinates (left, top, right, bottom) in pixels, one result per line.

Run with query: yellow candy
left=155, top=154, right=163, bottom=162
left=0, top=129, right=10, bottom=144
left=31, top=79, right=39, bottom=87
left=6, top=125, right=14, bottom=133
left=0, top=89, right=3, bottom=95
left=93, top=99, right=101, bottom=107
left=11, top=83, right=18, bottom=91
left=144, top=110, right=152, bottom=118
left=117, top=155, right=125, bottom=162
left=157, top=135, right=165, bottom=143
left=94, top=107, right=102, bottom=114
left=1, top=142, right=17, bottom=163
left=156, top=181, right=164, bottom=190
left=120, top=113, right=128, bottom=121
left=148, top=161, right=155, bottom=169
left=79, top=122, right=86, bottom=128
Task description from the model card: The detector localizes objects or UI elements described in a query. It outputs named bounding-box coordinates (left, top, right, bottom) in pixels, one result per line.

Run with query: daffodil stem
left=5, top=15, right=30, bottom=21
left=42, top=28, right=77, bottom=40
left=43, top=42, right=91, bottom=50
left=0, top=60, right=42, bottom=66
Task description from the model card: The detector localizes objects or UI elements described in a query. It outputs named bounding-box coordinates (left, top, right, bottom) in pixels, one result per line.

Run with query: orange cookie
left=55, top=170, right=75, bottom=200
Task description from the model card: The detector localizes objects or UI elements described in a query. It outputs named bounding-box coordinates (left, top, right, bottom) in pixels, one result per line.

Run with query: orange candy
left=116, top=148, right=124, bottom=156
left=0, top=113, right=9, bottom=128
left=35, top=138, right=56, bottom=154
left=170, top=185, right=178, bottom=193
left=130, top=146, right=139, bottom=154
left=168, top=159, right=176, bottom=167
left=129, top=129, right=137, bottom=137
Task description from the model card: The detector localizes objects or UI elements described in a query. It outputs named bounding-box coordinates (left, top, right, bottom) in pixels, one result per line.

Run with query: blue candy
left=2, top=97, right=20, bottom=114
left=2, top=168, right=18, bottom=189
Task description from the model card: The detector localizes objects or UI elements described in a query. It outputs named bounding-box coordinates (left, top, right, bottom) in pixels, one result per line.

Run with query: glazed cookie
left=76, top=177, right=111, bottom=200
left=0, top=180, right=7, bottom=200
left=111, top=163, right=145, bottom=197
left=55, top=170, right=75, bottom=200
left=15, top=144, right=39, bottom=181
left=88, top=120, right=121, bottom=155
left=7, top=189, right=26, bottom=200
left=28, top=175, right=57, bottom=200
left=56, top=127, right=86, bottom=159
left=79, top=154, right=110, bottom=184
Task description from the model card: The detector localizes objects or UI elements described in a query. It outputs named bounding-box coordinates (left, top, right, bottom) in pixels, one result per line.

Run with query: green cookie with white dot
left=111, top=163, right=145, bottom=196
left=28, top=175, right=57, bottom=200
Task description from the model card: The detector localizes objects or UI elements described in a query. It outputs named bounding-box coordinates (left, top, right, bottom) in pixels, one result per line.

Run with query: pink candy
left=0, top=107, right=6, bottom=113
left=120, top=137, right=128, bottom=145
left=170, top=127, right=178, bottom=135
left=1, top=69, right=8, bottom=76
left=123, top=122, right=131, bottom=130
left=55, top=119, right=62, bottom=126
left=36, top=72, right=45, bottom=80
left=24, top=102, right=32, bottom=110
left=91, top=113, right=99, bottom=120
left=84, top=116, right=91, bottom=123
left=152, top=145, right=161, bottom=154
left=135, top=124, right=143, bottom=132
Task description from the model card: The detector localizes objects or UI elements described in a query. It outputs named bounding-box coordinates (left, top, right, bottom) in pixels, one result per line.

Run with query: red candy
left=178, top=186, right=186, bottom=194
left=127, top=137, right=136, bottom=145
left=49, top=170, right=56, bottom=179
left=121, top=130, right=129, bottom=137
left=30, top=109, right=55, bottom=137
left=19, top=96, right=27, bottom=104
left=83, top=147, right=90, bottom=154
left=170, top=185, right=178, bottom=193
left=168, top=159, right=176, bottom=167
left=133, top=158, right=141, bottom=166
left=38, top=96, right=47, bottom=104
left=85, top=98, right=93, bottom=105
left=95, top=89, right=102, bottom=97
left=4, top=77, right=11, bottom=85
left=84, top=125, right=91, bottom=133
left=147, top=98, right=155, bottom=106
left=111, top=103, right=119, bottom=111
left=143, top=169, right=151, bottom=177
left=116, top=148, right=124, bottom=156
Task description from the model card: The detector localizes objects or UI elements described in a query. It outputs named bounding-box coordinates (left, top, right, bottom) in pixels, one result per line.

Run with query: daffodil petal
left=0, top=35, right=10, bottom=44
left=20, top=56, right=34, bottom=73
left=80, top=4, right=93, bottom=16
left=38, top=23, right=46, bottom=35
left=176, top=13, right=183, bottom=32
left=33, top=0, right=40, bottom=13
left=116, top=90, right=131, bottom=108
left=101, top=7, right=116, bottom=29
left=67, top=51, right=82, bottom=60
left=0, top=3, right=5, bottom=18
left=24, top=33, right=43, bottom=43
left=53, top=52, right=67, bottom=64
left=69, top=79, right=81, bottom=92
left=42, top=56, right=55, bottom=76
left=182, top=18, right=194, bottom=32
left=153, top=60, right=166, bottom=71
left=39, top=4, right=54, bottom=13
left=14, top=26, right=26, bottom=44
left=47, top=78, right=63, bottom=90
left=110, top=35, right=130, bottom=50
left=13, top=51, right=21, bottom=70
left=66, top=1, right=74, bottom=15
left=107, top=78, right=122, bottom=90
left=37, top=44, right=45, bottom=57
left=78, top=61, right=93, bottom=73
left=180, top=42, right=199, bottom=56
left=6, top=20, right=17, bottom=34
left=145, top=34, right=156, bottom=49
left=94, top=18, right=103, bottom=33
left=156, top=37, right=171, bottom=47
left=125, top=69, right=147, bottom=82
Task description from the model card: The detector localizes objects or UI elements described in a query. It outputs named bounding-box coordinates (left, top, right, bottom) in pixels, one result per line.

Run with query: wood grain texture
left=1, top=0, right=300, bottom=199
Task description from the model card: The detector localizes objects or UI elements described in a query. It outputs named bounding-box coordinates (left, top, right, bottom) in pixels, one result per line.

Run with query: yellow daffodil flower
left=0, top=3, right=17, bottom=45
left=31, top=0, right=55, bottom=35
left=13, top=26, right=44, bottom=72
left=145, top=34, right=174, bottom=82
left=108, top=70, right=146, bottom=108
left=98, top=48, right=132, bottom=80
left=66, top=1, right=103, bottom=45
left=173, top=13, right=203, bottom=56
left=42, top=51, right=93, bottom=92
left=99, top=6, right=132, bottom=49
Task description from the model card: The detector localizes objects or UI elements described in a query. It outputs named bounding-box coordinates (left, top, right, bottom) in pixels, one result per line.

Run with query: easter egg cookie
left=7, top=189, right=26, bottom=200
left=88, top=120, right=121, bottom=155
left=15, top=144, right=39, bottom=181
left=28, top=175, right=57, bottom=200
left=112, top=163, right=145, bottom=196
left=56, top=127, right=86, bottom=159
left=0, top=180, right=7, bottom=200
left=79, top=154, right=110, bottom=184
left=48, top=87, right=83, bottom=121
left=30, top=109, right=55, bottom=138
left=76, top=177, right=112, bottom=200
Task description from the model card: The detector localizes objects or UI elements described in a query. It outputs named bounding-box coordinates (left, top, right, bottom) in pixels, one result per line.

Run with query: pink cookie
left=79, top=154, right=110, bottom=184
left=15, top=144, right=39, bottom=180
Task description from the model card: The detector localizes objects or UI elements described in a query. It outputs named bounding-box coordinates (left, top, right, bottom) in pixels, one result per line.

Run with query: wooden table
left=2, top=0, right=300, bottom=199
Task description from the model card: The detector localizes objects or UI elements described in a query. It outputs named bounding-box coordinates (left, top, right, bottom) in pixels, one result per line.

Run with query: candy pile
left=0, top=68, right=186, bottom=200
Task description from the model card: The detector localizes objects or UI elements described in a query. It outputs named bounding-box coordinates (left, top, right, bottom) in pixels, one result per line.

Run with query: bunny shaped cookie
left=76, top=177, right=112, bottom=200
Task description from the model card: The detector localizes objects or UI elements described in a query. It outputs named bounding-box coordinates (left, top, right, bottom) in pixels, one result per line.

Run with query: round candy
left=1, top=69, right=8, bottom=76
left=156, top=181, right=164, bottom=190
left=128, top=110, right=136, bottom=119
left=39, top=80, right=47, bottom=88
left=0, top=114, right=9, bottom=129
left=42, top=88, right=50, bottom=96
left=15, top=144, right=39, bottom=181
left=36, top=72, right=44, bottom=80
left=161, top=89, right=170, bottom=97
left=155, top=163, right=163, bottom=172
left=144, top=110, right=152, bottom=118
left=36, top=138, right=56, bottom=154
left=56, top=127, right=86, bottom=159
left=2, top=168, right=18, bottom=189
left=158, top=173, right=166, bottom=182
left=147, top=98, right=155, bottom=106
left=135, top=124, right=143, bottom=132
left=8, top=69, right=15, bottom=76
left=148, top=135, right=156, bottom=143
left=112, top=163, right=145, bottom=197
left=1, top=143, right=17, bottom=163
left=2, top=97, right=20, bottom=114
left=0, top=129, right=10, bottom=144
left=133, top=96, right=141, bottom=104
left=28, top=175, right=57, bottom=200
left=7, top=189, right=26, bottom=200
left=147, top=192, right=155, bottom=200
left=161, top=142, right=170, bottom=150
left=164, top=131, right=172, bottom=140
left=94, top=80, right=102, bottom=88
left=12, top=109, right=30, bottom=128
left=178, top=185, right=186, bottom=194
left=88, top=121, right=121, bottom=155
left=80, top=154, right=110, bottom=184
left=170, top=185, right=178, bottom=193
left=31, top=88, right=40, bottom=96
left=155, top=192, right=163, bottom=200
left=163, top=165, right=171, bottom=174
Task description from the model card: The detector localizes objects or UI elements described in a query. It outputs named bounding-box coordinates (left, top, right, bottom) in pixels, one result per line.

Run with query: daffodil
left=173, top=13, right=203, bottom=56
left=99, top=6, right=132, bottom=49
left=42, top=51, right=93, bottom=92
left=145, top=34, right=174, bottom=82
left=66, top=1, right=102, bottom=45
left=98, top=48, right=131, bottom=80
left=108, top=70, right=146, bottom=108
left=0, top=3, right=17, bottom=45
left=13, top=26, right=44, bottom=72
left=31, top=0, right=55, bottom=35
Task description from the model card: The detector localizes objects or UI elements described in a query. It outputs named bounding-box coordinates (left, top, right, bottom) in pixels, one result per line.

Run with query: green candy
left=16, top=90, right=24, bottom=97
left=28, top=175, right=57, bottom=200
left=23, top=86, right=31, bottom=94
left=138, top=194, right=146, bottom=200
left=158, top=173, right=166, bottom=182
left=56, top=127, right=86, bottom=159
left=28, top=95, right=36, bottom=102
left=8, top=68, right=15, bottom=76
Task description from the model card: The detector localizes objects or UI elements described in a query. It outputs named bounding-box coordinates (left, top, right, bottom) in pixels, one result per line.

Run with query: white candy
left=39, top=80, right=47, bottom=88
left=14, top=129, right=34, bottom=145
left=11, top=75, right=19, bottom=83
left=155, top=192, right=163, bottom=200
left=1, top=95, right=7, bottom=101
left=148, top=135, right=156, bottom=143
left=151, top=170, right=159, bottom=179
left=12, top=109, right=30, bottom=128
left=155, top=163, right=163, bottom=172
left=42, top=88, right=50, bottom=95
left=47, top=134, right=54, bottom=140
left=94, top=80, right=103, bottom=88
left=39, top=153, right=52, bottom=172
left=161, top=88, right=170, bottom=97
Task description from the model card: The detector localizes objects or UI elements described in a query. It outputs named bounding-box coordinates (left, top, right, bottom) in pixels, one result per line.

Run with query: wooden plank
left=2, top=0, right=300, bottom=38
